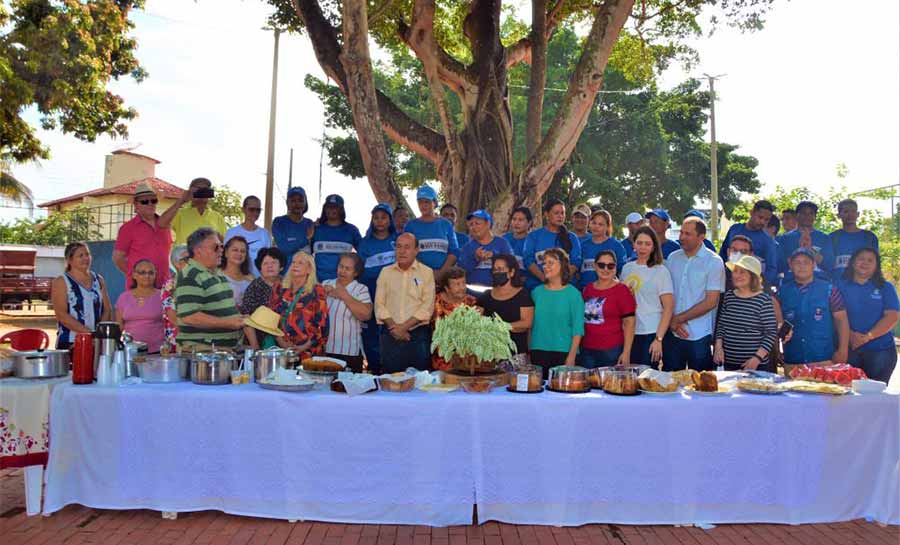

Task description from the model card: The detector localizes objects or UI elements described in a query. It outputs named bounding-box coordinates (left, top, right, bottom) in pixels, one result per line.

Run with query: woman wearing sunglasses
left=225, top=195, right=271, bottom=277
left=581, top=250, right=636, bottom=368
left=116, top=259, right=165, bottom=353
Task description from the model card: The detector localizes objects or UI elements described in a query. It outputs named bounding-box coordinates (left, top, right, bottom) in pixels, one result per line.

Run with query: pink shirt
left=115, top=214, right=173, bottom=289
left=115, top=290, right=166, bottom=353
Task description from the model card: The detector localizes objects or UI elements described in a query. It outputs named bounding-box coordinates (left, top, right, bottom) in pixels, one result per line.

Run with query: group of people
left=51, top=178, right=899, bottom=384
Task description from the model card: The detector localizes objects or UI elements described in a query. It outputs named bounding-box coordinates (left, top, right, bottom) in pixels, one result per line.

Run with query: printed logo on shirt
left=476, top=257, right=492, bottom=270
left=785, top=310, right=795, bottom=322
left=584, top=297, right=606, bottom=325
left=814, top=307, right=825, bottom=321
left=313, top=241, right=354, bottom=254
left=535, top=249, right=547, bottom=265
left=623, top=273, right=642, bottom=296
left=871, top=289, right=882, bottom=300
left=365, top=251, right=396, bottom=269
left=836, top=255, right=851, bottom=269
left=581, top=259, right=595, bottom=273
left=419, top=238, right=449, bottom=253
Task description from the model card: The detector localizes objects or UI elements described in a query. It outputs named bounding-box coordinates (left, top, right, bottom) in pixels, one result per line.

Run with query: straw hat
left=726, top=254, right=762, bottom=278
left=133, top=181, right=157, bottom=199
left=244, top=307, right=285, bottom=337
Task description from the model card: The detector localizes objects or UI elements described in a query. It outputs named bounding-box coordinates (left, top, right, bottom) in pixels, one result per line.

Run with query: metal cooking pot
left=14, top=349, right=70, bottom=379
left=139, top=355, right=189, bottom=383
left=285, top=348, right=300, bottom=369
left=121, top=332, right=148, bottom=378
left=253, top=347, right=289, bottom=382
left=191, top=351, right=238, bottom=385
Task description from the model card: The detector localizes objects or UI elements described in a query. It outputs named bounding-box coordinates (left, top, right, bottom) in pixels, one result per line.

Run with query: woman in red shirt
left=581, top=250, right=636, bottom=367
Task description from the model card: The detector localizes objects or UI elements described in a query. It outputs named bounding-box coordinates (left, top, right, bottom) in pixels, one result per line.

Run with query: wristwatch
left=655, top=336, right=663, bottom=343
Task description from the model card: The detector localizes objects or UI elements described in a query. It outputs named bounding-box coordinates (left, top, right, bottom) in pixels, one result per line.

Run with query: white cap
left=625, top=212, right=643, bottom=224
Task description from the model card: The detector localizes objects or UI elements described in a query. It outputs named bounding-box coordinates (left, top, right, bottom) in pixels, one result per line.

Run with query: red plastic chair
left=0, top=329, right=50, bottom=351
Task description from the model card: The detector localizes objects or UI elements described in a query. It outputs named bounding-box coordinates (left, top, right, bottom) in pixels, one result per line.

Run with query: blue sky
left=7, top=0, right=900, bottom=228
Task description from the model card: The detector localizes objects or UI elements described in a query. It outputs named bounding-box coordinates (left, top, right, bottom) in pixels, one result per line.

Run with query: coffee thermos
left=72, top=332, right=94, bottom=384
left=93, top=321, right=122, bottom=375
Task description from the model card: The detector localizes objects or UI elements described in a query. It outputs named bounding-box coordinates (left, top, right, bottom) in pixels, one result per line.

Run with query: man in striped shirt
left=175, top=227, right=246, bottom=349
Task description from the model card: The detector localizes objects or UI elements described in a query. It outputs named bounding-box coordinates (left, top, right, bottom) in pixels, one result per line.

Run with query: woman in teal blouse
left=529, top=248, right=585, bottom=378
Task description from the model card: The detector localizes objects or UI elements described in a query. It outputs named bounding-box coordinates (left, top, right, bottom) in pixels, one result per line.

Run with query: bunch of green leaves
left=0, top=205, right=101, bottom=245
left=209, top=184, right=245, bottom=227
left=430, top=305, right=517, bottom=362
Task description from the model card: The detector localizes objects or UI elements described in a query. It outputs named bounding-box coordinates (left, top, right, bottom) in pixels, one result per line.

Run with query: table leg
left=24, top=465, right=43, bottom=516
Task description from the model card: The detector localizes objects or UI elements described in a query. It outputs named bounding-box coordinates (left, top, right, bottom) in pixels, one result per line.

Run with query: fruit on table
left=789, top=364, right=866, bottom=386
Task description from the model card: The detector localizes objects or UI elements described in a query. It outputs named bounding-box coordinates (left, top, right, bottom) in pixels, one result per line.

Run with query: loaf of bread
left=302, top=358, right=344, bottom=372
left=692, top=371, right=719, bottom=392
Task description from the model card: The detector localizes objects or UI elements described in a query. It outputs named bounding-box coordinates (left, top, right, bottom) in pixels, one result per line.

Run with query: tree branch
left=292, top=0, right=446, bottom=165
left=518, top=0, right=636, bottom=205
left=525, top=0, right=548, bottom=156
left=397, top=19, right=476, bottom=98
left=504, top=0, right=564, bottom=69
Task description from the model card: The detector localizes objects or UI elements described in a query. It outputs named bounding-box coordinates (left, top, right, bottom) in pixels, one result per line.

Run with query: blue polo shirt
left=719, top=223, right=779, bottom=286
left=311, top=222, right=362, bottom=282
left=404, top=217, right=459, bottom=270
left=455, top=231, right=470, bottom=248
left=522, top=228, right=583, bottom=290
left=503, top=232, right=529, bottom=275
left=578, top=237, right=627, bottom=289
left=661, top=238, right=681, bottom=259
left=272, top=215, right=314, bottom=274
left=829, top=229, right=879, bottom=277
left=458, top=236, right=514, bottom=286
left=621, top=237, right=634, bottom=260
left=836, top=278, right=898, bottom=352
left=778, top=229, right=834, bottom=279
left=358, top=234, right=397, bottom=298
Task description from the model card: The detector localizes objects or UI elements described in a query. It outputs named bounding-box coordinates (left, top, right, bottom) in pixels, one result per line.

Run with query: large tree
left=1, top=0, right=146, bottom=164
left=308, top=27, right=761, bottom=225
left=270, top=0, right=774, bottom=229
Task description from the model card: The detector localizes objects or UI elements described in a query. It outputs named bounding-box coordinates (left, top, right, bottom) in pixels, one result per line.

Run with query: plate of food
left=735, top=379, right=786, bottom=395
left=258, top=369, right=316, bottom=393
left=637, top=369, right=679, bottom=395
left=301, top=356, right=346, bottom=373
left=784, top=381, right=850, bottom=396
left=684, top=385, right=732, bottom=396
left=419, top=383, right=459, bottom=394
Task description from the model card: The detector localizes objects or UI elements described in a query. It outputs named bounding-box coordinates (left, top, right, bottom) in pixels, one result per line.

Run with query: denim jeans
left=848, top=348, right=898, bottom=384
left=579, top=346, right=624, bottom=368
left=662, top=333, right=714, bottom=372
left=630, top=334, right=658, bottom=367
left=379, top=326, right=432, bottom=374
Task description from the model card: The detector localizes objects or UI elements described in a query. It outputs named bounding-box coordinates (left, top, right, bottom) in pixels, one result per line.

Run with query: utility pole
left=264, top=29, right=281, bottom=231
left=288, top=148, right=294, bottom=189
left=704, top=73, right=725, bottom=241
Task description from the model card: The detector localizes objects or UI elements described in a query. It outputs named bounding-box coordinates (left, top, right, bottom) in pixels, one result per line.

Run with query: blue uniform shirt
left=404, top=217, right=459, bottom=270
left=719, top=223, right=779, bottom=286
left=503, top=232, right=528, bottom=272
left=836, top=278, right=898, bottom=352
left=272, top=215, right=314, bottom=274
left=829, top=229, right=879, bottom=277
left=455, top=231, right=470, bottom=248
left=661, top=238, right=681, bottom=259
left=458, top=236, right=513, bottom=286
left=311, top=222, right=362, bottom=282
left=522, top=228, right=583, bottom=290
left=621, top=237, right=634, bottom=259
left=778, top=229, right=835, bottom=280
left=358, top=234, right=397, bottom=298
left=578, top=237, right=627, bottom=289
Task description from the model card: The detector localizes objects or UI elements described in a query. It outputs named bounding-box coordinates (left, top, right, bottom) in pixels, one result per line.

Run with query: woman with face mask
left=476, top=254, right=534, bottom=355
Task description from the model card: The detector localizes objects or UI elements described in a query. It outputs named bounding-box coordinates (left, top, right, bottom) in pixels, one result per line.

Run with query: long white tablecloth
left=43, top=382, right=899, bottom=526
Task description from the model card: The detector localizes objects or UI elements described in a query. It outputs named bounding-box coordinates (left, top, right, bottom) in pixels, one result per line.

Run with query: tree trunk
left=526, top=0, right=548, bottom=157
left=339, top=0, right=405, bottom=208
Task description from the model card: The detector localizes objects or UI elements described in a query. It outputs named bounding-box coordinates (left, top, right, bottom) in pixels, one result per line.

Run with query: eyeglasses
left=134, top=270, right=157, bottom=276
left=214, top=243, right=224, bottom=252
left=138, top=199, right=158, bottom=205
left=594, top=262, right=616, bottom=270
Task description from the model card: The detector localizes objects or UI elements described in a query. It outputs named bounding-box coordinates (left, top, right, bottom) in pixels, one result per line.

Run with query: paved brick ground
left=2, top=469, right=896, bottom=545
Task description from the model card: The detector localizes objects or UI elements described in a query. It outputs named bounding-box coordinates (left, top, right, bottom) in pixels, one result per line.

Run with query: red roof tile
left=39, top=178, right=185, bottom=208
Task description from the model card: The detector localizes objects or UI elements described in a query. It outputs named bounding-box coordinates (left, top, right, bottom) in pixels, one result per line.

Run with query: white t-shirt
left=323, top=279, right=371, bottom=356
left=225, top=224, right=272, bottom=277
left=621, top=262, right=674, bottom=335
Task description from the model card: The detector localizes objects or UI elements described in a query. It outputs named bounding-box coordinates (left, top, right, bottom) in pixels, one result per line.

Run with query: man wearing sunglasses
left=113, top=181, right=175, bottom=289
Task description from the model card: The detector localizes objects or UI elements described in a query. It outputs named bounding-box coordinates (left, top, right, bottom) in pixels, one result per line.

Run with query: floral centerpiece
left=430, top=305, right=517, bottom=375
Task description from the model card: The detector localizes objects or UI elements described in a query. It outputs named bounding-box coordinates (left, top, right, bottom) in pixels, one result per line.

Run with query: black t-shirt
left=477, top=288, right=535, bottom=355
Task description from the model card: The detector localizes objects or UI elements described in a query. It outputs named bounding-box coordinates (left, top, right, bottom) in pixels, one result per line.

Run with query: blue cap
left=790, top=247, right=817, bottom=261
left=684, top=209, right=706, bottom=220
left=416, top=185, right=439, bottom=203
left=646, top=208, right=671, bottom=223
left=366, top=203, right=397, bottom=239
left=325, top=194, right=344, bottom=207
left=466, top=209, right=493, bottom=227
left=286, top=186, right=306, bottom=199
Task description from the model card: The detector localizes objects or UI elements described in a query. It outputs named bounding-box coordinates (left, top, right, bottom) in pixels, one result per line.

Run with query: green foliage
left=209, top=185, right=245, bottom=227
left=0, top=206, right=101, bottom=245
left=1, top=0, right=147, bottom=163
left=430, top=305, right=517, bottom=362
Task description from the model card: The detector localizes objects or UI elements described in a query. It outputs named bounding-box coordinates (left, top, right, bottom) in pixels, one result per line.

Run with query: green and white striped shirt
left=175, top=259, right=240, bottom=348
